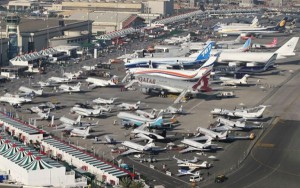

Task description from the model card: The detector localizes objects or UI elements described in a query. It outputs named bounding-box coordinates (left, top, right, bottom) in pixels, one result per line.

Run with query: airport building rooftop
left=41, top=137, right=134, bottom=185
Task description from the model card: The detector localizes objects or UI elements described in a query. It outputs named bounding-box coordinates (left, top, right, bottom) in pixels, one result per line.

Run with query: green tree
left=119, top=177, right=132, bottom=188
left=130, top=180, right=144, bottom=188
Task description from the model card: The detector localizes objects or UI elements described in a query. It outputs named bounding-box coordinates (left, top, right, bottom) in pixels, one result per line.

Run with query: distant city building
left=2, top=15, right=91, bottom=54
left=7, top=0, right=40, bottom=12
left=67, top=11, right=145, bottom=34
left=52, top=0, right=142, bottom=13
left=144, top=0, right=174, bottom=16
left=239, top=0, right=253, bottom=7
left=267, top=0, right=283, bottom=6
left=0, top=37, right=9, bottom=67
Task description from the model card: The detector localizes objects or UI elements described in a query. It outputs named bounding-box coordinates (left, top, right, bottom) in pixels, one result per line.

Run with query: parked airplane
left=135, top=109, right=158, bottom=119
left=0, top=93, right=32, bottom=106
left=181, top=36, right=241, bottom=51
left=117, top=101, right=141, bottom=111
left=180, top=138, right=217, bottom=153
left=120, top=141, right=166, bottom=156
left=125, top=58, right=214, bottom=103
left=187, top=38, right=251, bottom=59
left=59, top=115, right=98, bottom=129
left=133, top=156, right=171, bottom=163
left=215, top=17, right=287, bottom=35
left=58, top=82, right=81, bottom=93
left=218, top=74, right=250, bottom=86
left=117, top=112, right=164, bottom=128
left=92, top=105, right=112, bottom=113
left=216, top=35, right=243, bottom=46
left=176, top=169, right=201, bottom=177
left=216, top=37, right=299, bottom=63
left=70, top=106, right=103, bottom=117
left=212, top=117, right=262, bottom=131
left=124, top=47, right=215, bottom=81
left=36, top=109, right=51, bottom=120
left=178, top=161, right=212, bottom=170
left=252, top=38, right=277, bottom=49
left=124, top=42, right=213, bottom=69
left=18, top=86, right=43, bottom=97
left=86, top=76, right=118, bottom=88
left=35, top=81, right=59, bottom=88
left=48, top=77, right=71, bottom=83
left=82, top=65, right=96, bottom=71
left=92, top=97, right=117, bottom=105
left=211, top=105, right=267, bottom=119
left=93, top=135, right=121, bottom=144
left=63, top=71, right=83, bottom=79
left=173, top=155, right=199, bottom=164
left=163, top=105, right=184, bottom=114
left=212, top=16, right=259, bottom=29
left=164, top=34, right=190, bottom=45
left=29, top=106, right=44, bottom=114
left=196, top=127, right=228, bottom=141
left=60, top=115, right=82, bottom=126
left=70, top=127, right=91, bottom=138
left=130, top=123, right=167, bottom=142
left=214, top=53, right=278, bottom=77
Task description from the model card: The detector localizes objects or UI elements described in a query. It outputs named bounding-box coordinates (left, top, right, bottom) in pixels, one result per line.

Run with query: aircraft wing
left=52, top=124, right=74, bottom=131
left=93, top=140, right=110, bottom=144
left=9, top=102, right=21, bottom=106
left=131, top=133, right=154, bottom=143
left=120, top=149, right=141, bottom=156
left=189, top=135, right=211, bottom=141
left=212, top=125, right=242, bottom=132
left=174, top=89, right=188, bottom=104
left=89, top=83, right=103, bottom=89
left=179, top=146, right=199, bottom=154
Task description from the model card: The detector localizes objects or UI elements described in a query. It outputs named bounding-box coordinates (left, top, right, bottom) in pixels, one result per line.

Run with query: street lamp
left=0, top=24, right=2, bottom=67
left=46, top=15, right=49, bottom=48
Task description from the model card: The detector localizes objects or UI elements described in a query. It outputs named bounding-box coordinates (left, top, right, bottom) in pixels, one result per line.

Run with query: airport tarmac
left=0, top=23, right=299, bottom=187
left=203, top=65, right=300, bottom=188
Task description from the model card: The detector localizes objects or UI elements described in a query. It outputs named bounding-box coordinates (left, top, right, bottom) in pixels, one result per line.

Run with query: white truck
left=216, top=91, right=235, bottom=98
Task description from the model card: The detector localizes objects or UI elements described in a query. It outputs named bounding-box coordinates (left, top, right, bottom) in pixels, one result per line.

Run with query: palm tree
left=130, top=180, right=144, bottom=188
left=119, top=177, right=132, bottom=188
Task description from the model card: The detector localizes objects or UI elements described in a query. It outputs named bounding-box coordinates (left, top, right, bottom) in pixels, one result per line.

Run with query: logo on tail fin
left=275, top=17, right=287, bottom=31
left=196, top=42, right=213, bottom=61
left=263, top=53, right=277, bottom=71
left=192, top=71, right=211, bottom=91
left=242, top=38, right=251, bottom=51
left=154, top=116, right=163, bottom=126
left=272, top=38, right=277, bottom=45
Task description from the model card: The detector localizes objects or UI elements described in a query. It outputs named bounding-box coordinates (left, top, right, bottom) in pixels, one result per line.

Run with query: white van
left=189, top=175, right=204, bottom=182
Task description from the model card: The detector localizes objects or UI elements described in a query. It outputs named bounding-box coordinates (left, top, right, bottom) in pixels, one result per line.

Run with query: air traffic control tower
left=4, top=14, right=21, bottom=58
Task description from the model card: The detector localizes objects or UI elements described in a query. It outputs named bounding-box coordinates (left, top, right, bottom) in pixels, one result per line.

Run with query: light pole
left=87, top=11, right=90, bottom=43
left=0, top=24, right=2, bottom=67
left=46, top=14, right=49, bottom=48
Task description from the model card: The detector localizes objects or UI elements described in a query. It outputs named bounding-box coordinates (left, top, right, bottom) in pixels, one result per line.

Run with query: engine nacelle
left=246, top=62, right=258, bottom=67
left=141, top=88, right=150, bottom=94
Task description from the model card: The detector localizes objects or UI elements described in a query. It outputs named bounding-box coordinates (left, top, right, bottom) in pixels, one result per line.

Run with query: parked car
left=215, top=175, right=227, bottom=183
